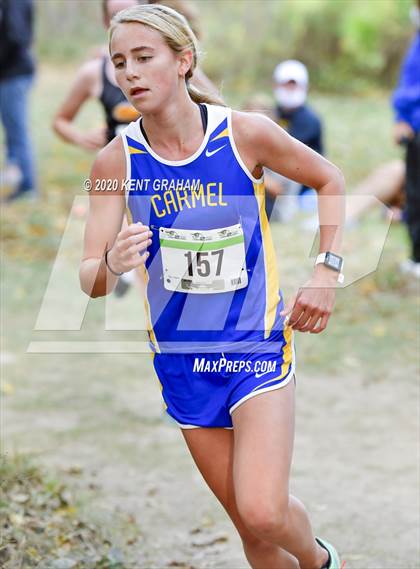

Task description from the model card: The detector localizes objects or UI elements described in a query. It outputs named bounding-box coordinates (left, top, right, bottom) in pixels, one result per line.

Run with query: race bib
left=160, top=224, right=248, bottom=294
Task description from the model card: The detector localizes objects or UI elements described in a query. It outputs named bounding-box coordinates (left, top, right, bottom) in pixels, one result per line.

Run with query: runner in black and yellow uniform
left=52, top=0, right=140, bottom=152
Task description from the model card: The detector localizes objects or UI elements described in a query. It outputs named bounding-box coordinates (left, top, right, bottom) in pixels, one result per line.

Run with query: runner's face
left=111, top=22, right=186, bottom=113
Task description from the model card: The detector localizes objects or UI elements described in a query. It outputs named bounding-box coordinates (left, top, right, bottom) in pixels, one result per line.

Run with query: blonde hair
left=146, top=0, right=201, bottom=40
left=109, top=4, right=223, bottom=106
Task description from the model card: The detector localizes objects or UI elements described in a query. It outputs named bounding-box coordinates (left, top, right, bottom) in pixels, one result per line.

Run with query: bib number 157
left=184, top=250, right=224, bottom=278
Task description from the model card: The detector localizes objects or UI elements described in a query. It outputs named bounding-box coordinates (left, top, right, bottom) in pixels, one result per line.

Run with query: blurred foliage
left=36, top=0, right=105, bottom=62
left=200, top=0, right=413, bottom=95
left=35, top=0, right=414, bottom=93
left=0, top=454, right=139, bottom=568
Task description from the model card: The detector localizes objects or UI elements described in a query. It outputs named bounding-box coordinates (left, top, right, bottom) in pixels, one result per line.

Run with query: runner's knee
left=237, top=495, right=290, bottom=540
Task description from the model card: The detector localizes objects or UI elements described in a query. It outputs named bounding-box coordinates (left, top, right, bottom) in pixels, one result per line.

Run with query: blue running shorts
left=152, top=347, right=296, bottom=429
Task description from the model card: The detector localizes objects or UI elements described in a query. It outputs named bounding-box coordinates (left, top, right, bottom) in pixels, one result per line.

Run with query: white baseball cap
left=273, top=60, right=309, bottom=87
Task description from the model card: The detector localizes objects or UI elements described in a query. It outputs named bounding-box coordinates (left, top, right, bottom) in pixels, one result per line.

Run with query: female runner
left=55, top=0, right=218, bottom=295
left=80, top=5, right=345, bottom=568
left=52, top=0, right=217, bottom=150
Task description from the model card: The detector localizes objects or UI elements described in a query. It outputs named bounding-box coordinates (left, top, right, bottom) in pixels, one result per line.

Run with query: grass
left=0, top=454, right=140, bottom=568
left=276, top=217, right=419, bottom=382
left=312, top=92, right=398, bottom=186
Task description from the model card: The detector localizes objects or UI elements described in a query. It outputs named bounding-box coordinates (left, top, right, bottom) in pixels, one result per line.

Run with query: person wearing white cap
left=268, top=60, right=324, bottom=222
left=273, top=59, right=323, bottom=156
left=273, top=60, right=308, bottom=110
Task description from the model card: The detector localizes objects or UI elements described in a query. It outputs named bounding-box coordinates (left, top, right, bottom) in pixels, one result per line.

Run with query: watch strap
left=315, top=252, right=327, bottom=264
left=315, top=252, right=344, bottom=284
left=315, top=252, right=344, bottom=270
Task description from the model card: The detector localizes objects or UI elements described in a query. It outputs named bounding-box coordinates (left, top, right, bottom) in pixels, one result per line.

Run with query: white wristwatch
left=315, top=252, right=344, bottom=284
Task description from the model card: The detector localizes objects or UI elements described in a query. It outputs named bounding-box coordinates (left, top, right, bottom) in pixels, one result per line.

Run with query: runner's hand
left=77, top=127, right=107, bottom=151
left=107, top=223, right=153, bottom=274
left=280, top=267, right=337, bottom=334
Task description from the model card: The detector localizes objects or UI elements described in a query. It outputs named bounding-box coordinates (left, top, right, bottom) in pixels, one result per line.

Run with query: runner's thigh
left=231, top=379, right=296, bottom=517
left=182, top=427, right=250, bottom=537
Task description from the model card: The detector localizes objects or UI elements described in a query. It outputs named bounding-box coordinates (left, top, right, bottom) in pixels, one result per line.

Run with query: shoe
left=2, top=189, right=38, bottom=203
left=315, top=536, right=343, bottom=569
left=399, top=259, right=420, bottom=279
left=1, top=164, right=23, bottom=189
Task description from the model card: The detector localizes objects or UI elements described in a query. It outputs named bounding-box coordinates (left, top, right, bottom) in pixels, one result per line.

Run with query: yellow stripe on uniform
left=151, top=352, right=167, bottom=409
left=210, top=128, right=229, bottom=142
left=252, top=181, right=280, bottom=339
left=128, top=146, right=147, bottom=154
left=142, top=265, right=161, bottom=353
left=279, top=325, right=293, bottom=378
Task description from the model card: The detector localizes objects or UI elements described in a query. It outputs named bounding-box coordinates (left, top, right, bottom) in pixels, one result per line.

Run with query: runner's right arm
left=79, top=137, right=152, bottom=298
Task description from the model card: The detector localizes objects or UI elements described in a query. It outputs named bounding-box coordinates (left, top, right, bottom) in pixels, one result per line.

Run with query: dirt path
left=3, top=346, right=419, bottom=568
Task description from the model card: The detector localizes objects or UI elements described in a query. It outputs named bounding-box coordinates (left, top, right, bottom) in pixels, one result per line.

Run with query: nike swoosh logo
left=205, top=144, right=226, bottom=158
left=255, top=370, right=273, bottom=379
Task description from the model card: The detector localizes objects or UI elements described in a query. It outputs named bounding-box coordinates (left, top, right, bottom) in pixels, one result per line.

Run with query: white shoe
left=1, top=164, right=23, bottom=189
left=399, top=259, right=420, bottom=279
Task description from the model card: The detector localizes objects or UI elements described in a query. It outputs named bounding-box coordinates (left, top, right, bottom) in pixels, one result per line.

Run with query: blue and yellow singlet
left=121, top=104, right=291, bottom=355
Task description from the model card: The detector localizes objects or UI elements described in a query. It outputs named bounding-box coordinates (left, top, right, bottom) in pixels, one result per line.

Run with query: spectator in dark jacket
left=392, top=0, right=420, bottom=279
left=393, top=1, right=420, bottom=278
left=266, top=60, right=323, bottom=221
left=273, top=60, right=323, bottom=157
left=0, top=0, right=37, bottom=201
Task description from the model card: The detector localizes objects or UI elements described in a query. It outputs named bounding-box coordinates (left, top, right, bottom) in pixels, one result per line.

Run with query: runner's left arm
left=234, top=112, right=345, bottom=334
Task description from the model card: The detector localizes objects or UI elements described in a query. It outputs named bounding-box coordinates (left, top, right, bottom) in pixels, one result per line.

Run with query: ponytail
left=186, top=82, right=225, bottom=106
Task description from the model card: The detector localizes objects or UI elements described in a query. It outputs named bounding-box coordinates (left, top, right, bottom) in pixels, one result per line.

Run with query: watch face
left=325, top=252, right=343, bottom=271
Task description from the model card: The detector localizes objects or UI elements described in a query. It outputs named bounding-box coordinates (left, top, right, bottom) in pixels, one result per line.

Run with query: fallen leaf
left=200, top=515, right=215, bottom=528
left=11, top=493, right=29, bottom=503
left=191, top=533, right=229, bottom=548
left=168, top=562, right=197, bottom=569
left=54, top=506, right=77, bottom=517
left=189, top=527, right=202, bottom=535
left=51, top=558, right=78, bottom=569
left=9, top=513, right=24, bottom=526
left=59, top=489, right=73, bottom=506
